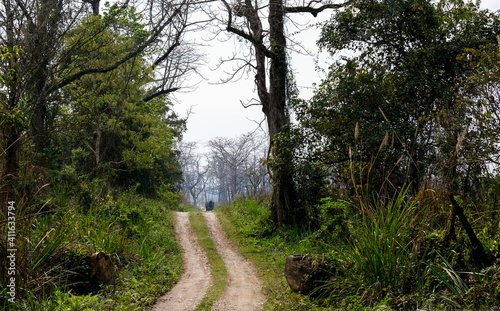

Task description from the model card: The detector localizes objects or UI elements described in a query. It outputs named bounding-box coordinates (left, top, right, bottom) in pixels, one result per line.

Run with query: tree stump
left=284, top=254, right=334, bottom=295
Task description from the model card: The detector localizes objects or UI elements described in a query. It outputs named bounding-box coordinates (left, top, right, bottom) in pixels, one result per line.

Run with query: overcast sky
left=172, top=0, right=500, bottom=149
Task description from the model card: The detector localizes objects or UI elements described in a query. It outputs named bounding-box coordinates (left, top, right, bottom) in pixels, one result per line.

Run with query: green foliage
left=218, top=197, right=393, bottom=310
left=218, top=190, right=500, bottom=310
left=53, top=12, right=184, bottom=196
left=0, top=3, right=186, bottom=310
left=0, top=46, right=29, bottom=132
left=428, top=253, right=469, bottom=299
left=284, top=0, right=500, bottom=212
left=331, top=188, right=422, bottom=294
left=0, top=189, right=183, bottom=310
left=311, top=198, right=350, bottom=245
left=103, top=2, right=150, bottom=45
left=226, top=197, right=272, bottom=237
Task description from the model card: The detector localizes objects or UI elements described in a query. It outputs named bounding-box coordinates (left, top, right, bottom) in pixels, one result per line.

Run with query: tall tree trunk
left=0, top=49, right=20, bottom=284
left=266, top=0, right=297, bottom=225
left=84, top=0, right=101, bottom=16
left=1, top=126, right=19, bottom=212
left=223, top=0, right=346, bottom=224
left=28, top=0, right=64, bottom=159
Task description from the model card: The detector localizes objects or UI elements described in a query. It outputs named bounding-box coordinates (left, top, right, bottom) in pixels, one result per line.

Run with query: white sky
left=172, top=0, right=500, bottom=148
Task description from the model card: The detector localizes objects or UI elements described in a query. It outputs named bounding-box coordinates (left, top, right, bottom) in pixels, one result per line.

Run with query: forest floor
left=150, top=212, right=265, bottom=311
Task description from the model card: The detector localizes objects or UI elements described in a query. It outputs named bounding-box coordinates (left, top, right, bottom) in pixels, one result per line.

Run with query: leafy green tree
left=56, top=14, right=184, bottom=196
left=0, top=0, right=196, bottom=206
left=456, top=37, right=500, bottom=177
left=291, top=0, right=500, bottom=205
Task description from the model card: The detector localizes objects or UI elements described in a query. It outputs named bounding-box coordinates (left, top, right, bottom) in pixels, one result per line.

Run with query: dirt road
left=203, top=212, right=265, bottom=311
left=150, top=212, right=264, bottom=311
left=150, top=212, right=211, bottom=311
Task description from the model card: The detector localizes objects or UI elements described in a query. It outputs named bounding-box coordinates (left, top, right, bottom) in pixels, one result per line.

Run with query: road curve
left=150, top=212, right=211, bottom=311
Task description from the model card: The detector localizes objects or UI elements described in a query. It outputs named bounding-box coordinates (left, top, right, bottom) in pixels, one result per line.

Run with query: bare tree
left=205, top=0, right=349, bottom=224
left=206, top=151, right=231, bottom=202
left=208, top=133, right=255, bottom=200
left=245, top=141, right=269, bottom=196
left=179, top=142, right=207, bottom=206
left=206, top=132, right=267, bottom=201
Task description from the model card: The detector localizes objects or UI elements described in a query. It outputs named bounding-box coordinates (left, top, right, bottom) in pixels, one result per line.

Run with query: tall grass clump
left=326, top=186, right=426, bottom=300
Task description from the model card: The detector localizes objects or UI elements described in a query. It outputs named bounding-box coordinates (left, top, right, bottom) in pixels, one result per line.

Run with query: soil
left=150, top=212, right=265, bottom=311
left=150, top=212, right=211, bottom=311
left=203, top=212, right=265, bottom=311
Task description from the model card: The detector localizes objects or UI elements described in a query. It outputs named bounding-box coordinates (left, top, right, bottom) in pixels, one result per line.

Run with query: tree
left=179, top=132, right=269, bottom=204
left=210, top=0, right=349, bottom=224
left=207, top=132, right=263, bottom=200
left=0, top=0, right=200, bottom=212
left=457, top=36, right=500, bottom=171
left=180, top=142, right=207, bottom=207
left=245, top=142, right=270, bottom=196
left=59, top=13, right=184, bottom=194
left=291, top=0, right=500, bottom=203
left=0, top=46, right=26, bottom=209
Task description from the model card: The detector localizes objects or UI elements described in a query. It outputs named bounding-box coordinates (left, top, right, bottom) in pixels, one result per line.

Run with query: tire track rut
left=203, top=212, right=265, bottom=311
left=150, top=212, right=265, bottom=311
left=150, top=212, right=211, bottom=311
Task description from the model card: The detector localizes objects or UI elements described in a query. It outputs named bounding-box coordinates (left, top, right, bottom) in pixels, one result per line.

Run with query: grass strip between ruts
left=189, top=212, right=228, bottom=311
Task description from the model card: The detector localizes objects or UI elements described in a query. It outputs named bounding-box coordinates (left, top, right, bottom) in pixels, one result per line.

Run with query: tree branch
left=153, top=27, right=183, bottom=67
left=449, top=193, right=492, bottom=266
left=284, top=2, right=347, bottom=16
left=50, top=6, right=183, bottom=92
left=143, top=87, right=180, bottom=102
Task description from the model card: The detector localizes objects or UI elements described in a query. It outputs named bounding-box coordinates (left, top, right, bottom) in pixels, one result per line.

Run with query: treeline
left=180, top=132, right=270, bottom=206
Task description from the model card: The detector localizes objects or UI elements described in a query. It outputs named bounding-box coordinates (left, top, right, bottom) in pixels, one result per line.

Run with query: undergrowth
left=218, top=197, right=334, bottom=311
left=218, top=193, right=500, bottom=311
left=0, top=184, right=185, bottom=310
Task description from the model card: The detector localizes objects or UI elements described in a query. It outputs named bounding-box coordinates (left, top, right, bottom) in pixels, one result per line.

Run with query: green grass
left=216, top=198, right=335, bottom=311
left=337, top=187, right=422, bottom=292
left=189, top=212, right=228, bottom=311
left=215, top=193, right=500, bottom=311
left=1, top=188, right=183, bottom=310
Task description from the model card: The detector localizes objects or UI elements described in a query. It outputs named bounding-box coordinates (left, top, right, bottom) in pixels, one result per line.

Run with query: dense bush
left=221, top=192, right=500, bottom=310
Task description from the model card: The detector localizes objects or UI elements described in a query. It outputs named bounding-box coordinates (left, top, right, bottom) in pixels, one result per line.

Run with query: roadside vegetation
left=218, top=193, right=500, bottom=310
left=1, top=187, right=186, bottom=310
left=3, top=0, right=500, bottom=310
left=210, top=1, right=500, bottom=309
left=0, top=3, right=190, bottom=309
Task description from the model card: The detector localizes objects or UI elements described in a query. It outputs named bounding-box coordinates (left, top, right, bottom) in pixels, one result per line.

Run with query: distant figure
left=206, top=200, right=214, bottom=211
